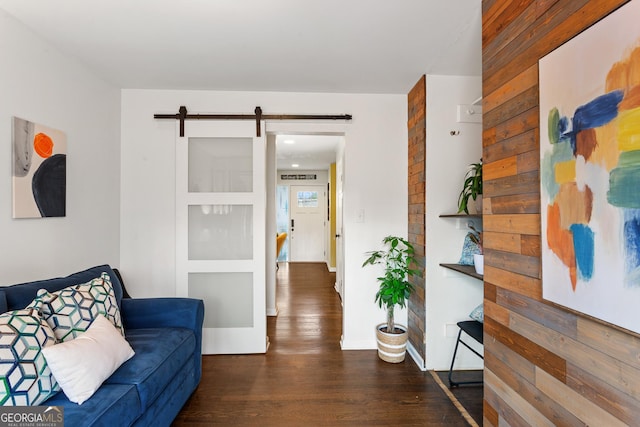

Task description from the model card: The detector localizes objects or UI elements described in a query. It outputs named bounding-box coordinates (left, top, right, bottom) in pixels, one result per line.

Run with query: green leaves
left=363, top=235, right=418, bottom=317
left=457, top=160, right=483, bottom=214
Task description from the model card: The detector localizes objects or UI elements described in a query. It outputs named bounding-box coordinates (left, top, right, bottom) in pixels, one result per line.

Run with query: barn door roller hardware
left=154, top=106, right=353, bottom=137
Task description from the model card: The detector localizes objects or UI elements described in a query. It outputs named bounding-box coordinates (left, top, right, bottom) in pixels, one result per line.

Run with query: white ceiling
left=276, top=134, right=341, bottom=170
left=0, top=0, right=482, bottom=169
left=0, top=0, right=482, bottom=94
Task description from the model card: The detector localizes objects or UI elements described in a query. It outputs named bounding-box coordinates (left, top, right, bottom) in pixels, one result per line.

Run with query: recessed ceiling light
left=291, top=164, right=299, bottom=168
left=283, top=139, right=295, bottom=144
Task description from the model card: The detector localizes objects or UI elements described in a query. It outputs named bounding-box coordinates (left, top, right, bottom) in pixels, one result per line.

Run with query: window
left=297, top=191, right=318, bottom=208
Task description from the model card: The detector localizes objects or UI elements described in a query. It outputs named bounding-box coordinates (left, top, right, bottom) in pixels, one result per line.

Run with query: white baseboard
left=267, top=307, right=279, bottom=317
left=340, top=335, right=377, bottom=350
left=407, top=341, right=427, bottom=371
left=328, top=265, right=336, bottom=272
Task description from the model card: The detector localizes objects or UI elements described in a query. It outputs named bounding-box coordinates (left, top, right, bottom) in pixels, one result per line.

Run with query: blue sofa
left=0, top=265, right=204, bottom=426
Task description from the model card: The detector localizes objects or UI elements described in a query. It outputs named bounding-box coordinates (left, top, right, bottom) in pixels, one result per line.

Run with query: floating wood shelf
left=439, top=213, right=482, bottom=219
left=440, top=263, right=483, bottom=281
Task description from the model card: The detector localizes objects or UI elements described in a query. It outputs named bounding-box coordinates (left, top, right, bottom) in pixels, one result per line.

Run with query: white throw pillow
left=42, top=315, right=135, bottom=405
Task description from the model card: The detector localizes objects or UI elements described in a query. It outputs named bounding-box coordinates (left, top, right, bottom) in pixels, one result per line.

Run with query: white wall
left=120, top=90, right=407, bottom=349
left=0, top=10, right=121, bottom=286
left=425, top=75, right=484, bottom=369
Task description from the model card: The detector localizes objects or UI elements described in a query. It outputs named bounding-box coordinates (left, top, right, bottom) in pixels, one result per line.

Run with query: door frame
left=265, top=124, right=346, bottom=324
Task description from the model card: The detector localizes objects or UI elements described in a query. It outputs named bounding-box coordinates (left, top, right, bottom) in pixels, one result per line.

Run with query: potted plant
left=457, top=159, right=483, bottom=214
left=362, top=235, right=418, bottom=363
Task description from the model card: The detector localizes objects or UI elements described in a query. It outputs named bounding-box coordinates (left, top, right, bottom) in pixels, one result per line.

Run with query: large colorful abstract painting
left=539, top=0, right=640, bottom=333
left=12, top=117, right=67, bottom=218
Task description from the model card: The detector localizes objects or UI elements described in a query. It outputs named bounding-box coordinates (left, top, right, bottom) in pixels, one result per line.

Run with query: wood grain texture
left=483, top=170, right=539, bottom=198
left=484, top=380, right=532, bottom=427
left=484, top=156, right=517, bottom=181
left=484, top=129, right=538, bottom=163
left=486, top=338, right=536, bottom=385
left=576, top=317, right=640, bottom=371
left=407, top=75, right=427, bottom=362
left=486, top=249, right=540, bottom=278
left=483, top=398, right=499, bottom=427
left=484, top=281, right=497, bottom=303
left=485, top=369, right=555, bottom=427
left=484, top=317, right=566, bottom=383
left=483, top=64, right=538, bottom=114
left=484, top=299, right=510, bottom=327
left=483, top=86, right=538, bottom=130
left=485, top=349, right=582, bottom=425
left=483, top=213, right=540, bottom=235
left=535, top=368, right=627, bottom=426
left=509, top=310, right=640, bottom=400
left=566, top=362, right=640, bottom=425
left=493, top=107, right=539, bottom=143
left=489, top=193, right=540, bottom=214
left=520, top=234, right=541, bottom=257
left=484, top=266, right=542, bottom=301
left=482, top=0, right=637, bottom=424
left=484, top=231, right=520, bottom=253
left=497, top=288, right=577, bottom=339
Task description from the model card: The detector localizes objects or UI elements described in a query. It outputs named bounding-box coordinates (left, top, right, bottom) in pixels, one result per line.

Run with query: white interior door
left=289, top=185, right=326, bottom=262
left=176, top=120, right=267, bottom=354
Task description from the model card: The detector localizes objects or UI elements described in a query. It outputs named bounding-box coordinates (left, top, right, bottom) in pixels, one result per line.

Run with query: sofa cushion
left=45, top=383, right=141, bottom=427
left=29, top=272, right=124, bottom=342
left=3, top=265, right=124, bottom=314
left=0, top=307, right=59, bottom=406
left=43, top=316, right=135, bottom=404
left=105, top=327, right=195, bottom=410
left=0, top=292, right=8, bottom=315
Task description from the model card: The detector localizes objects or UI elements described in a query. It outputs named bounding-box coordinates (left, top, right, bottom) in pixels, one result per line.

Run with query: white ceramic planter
left=473, top=254, right=484, bottom=275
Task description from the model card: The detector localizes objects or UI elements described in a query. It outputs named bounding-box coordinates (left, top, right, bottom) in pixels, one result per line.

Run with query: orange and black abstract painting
left=12, top=117, right=66, bottom=218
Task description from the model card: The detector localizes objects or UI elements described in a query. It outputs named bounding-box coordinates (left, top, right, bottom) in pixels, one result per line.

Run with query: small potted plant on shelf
left=469, top=224, right=484, bottom=275
left=457, top=159, right=483, bottom=214
left=362, top=235, right=418, bottom=363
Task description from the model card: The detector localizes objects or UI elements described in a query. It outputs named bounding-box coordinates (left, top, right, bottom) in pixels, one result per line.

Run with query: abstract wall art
left=539, top=0, right=640, bottom=333
left=12, top=117, right=67, bottom=218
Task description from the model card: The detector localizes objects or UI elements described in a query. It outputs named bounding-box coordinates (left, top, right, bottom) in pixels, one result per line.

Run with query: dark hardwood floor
left=173, top=262, right=481, bottom=426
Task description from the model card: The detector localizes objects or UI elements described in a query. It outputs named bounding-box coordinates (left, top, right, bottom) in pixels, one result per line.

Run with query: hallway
left=173, top=262, right=476, bottom=426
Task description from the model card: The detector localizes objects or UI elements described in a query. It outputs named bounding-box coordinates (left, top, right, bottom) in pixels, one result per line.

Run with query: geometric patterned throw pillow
left=0, top=307, right=60, bottom=406
left=469, top=303, right=484, bottom=323
left=30, top=273, right=124, bottom=342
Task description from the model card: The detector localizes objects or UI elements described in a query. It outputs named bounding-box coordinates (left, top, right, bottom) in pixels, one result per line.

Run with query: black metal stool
left=448, top=320, right=483, bottom=387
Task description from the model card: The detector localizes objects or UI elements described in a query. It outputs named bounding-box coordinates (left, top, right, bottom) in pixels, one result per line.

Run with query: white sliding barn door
left=176, top=121, right=267, bottom=354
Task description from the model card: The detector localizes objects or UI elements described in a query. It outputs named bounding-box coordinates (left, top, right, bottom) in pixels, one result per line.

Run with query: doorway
left=267, top=132, right=345, bottom=318
left=289, top=184, right=326, bottom=262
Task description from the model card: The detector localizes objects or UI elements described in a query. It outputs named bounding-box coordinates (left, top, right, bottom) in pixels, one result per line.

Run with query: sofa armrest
left=120, top=298, right=205, bottom=382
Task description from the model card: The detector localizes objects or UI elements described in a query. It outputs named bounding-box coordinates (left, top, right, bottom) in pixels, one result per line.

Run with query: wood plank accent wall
left=481, top=1, right=640, bottom=425
left=407, top=75, right=426, bottom=363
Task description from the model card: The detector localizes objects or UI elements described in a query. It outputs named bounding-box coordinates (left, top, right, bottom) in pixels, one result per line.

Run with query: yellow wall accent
left=329, top=163, right=336, bottom=268
left=618, top=107, right=640, bottom=151
left=554, top=159, right=576, bottom=184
